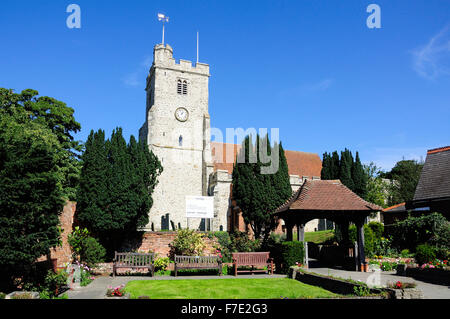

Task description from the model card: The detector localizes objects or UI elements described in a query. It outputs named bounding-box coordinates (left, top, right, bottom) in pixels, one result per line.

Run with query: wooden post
left=356, top=221, right=366, bottom=272
left=298, top=224, right=305, bottom=242
left=286, top=222, right=294, bottom=241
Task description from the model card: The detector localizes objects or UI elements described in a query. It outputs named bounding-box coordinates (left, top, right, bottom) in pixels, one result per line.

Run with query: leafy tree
left=0, top=88, right=82, bottom=200
left=0, top=88, right=81, bottom=289
left=381, top=160, right=424, bottom=205
left=0, top=109, right=64, bottom=288
left=363, top=162, right=389, bottom=208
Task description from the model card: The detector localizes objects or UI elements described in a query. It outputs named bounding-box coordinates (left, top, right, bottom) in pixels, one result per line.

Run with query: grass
left=304, top=230, right=335, bottom=244
left=125, top=278, right=339, bottom=299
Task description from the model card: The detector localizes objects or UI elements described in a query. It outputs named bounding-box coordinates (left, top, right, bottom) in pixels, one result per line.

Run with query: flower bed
left=106, top=284, right=130, bottom=299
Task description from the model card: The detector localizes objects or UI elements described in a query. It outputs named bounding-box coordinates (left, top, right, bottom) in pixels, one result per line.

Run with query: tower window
left=177, top=79, right=188, bottom=95
left=179, top=135, right=183, bottom=146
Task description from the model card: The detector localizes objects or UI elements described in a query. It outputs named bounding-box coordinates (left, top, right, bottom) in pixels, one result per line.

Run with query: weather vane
left=157, top=13, right=169, bottom=45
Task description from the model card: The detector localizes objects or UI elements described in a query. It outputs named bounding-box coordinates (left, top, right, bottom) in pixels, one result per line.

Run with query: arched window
left=182, top=80, right=188, bottom=95
left=177, top=80, right=182, bottom=94
left=179, top=135, right=183, bottom=147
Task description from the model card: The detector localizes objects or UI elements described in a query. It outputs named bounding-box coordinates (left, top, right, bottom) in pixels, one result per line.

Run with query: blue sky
left=1, top=0, right=449, bottom=171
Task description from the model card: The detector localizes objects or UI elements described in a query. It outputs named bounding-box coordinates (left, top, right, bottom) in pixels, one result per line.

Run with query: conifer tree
left=76, top=128, right=162, bottom=255
left=352, top=151, right=367, bottom=198
left=232, top=135, right=291, bottom=240
left=331, top=151, right=340, bottom=179
left=339, top=148, right=354, bottom=191
left=321, top=152, right=331, bottom=179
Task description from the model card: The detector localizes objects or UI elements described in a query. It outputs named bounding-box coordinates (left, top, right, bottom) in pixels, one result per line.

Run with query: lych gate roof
left=275, top=179, right=383, bottom=214
left=211, top=142, right=322, bottom=178
left=413, top=146, right=450, bottom=201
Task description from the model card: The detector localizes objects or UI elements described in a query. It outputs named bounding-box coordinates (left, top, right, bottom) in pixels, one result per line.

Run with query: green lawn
left=125, top=278, right=339, bottom=299
left=304, top=230, right=335, bottom=244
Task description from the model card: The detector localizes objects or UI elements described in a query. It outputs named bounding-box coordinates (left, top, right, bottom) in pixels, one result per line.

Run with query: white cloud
left=122, top=55, right=152, bottom=87
left=412, top=25, right=450, bottom=80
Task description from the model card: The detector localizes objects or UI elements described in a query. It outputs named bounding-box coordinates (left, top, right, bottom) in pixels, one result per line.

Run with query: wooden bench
left=174, top=255, right=222, bottom=277
left=232, top=252, right=274, bottom=276
left=113, top=252, right=155, bottom=277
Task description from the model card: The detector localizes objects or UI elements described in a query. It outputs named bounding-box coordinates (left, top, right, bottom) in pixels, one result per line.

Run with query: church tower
left=139, top=43, right=214, bottom=231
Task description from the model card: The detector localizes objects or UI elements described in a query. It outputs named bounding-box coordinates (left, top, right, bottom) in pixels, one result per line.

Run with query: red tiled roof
left=211, top=142, right=322, bottom=178
left=275, top=180, right=383, bottom=213
left=383, top=202, right=405, bottom=212
left=427, top=146, right=450, bottom=154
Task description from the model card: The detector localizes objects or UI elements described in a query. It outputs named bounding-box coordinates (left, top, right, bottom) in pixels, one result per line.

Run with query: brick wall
left=37, top=201, right=76, bottom=268
left=38, top=202, right=219, bottom=269
left=119, top=231, right=218, bottom=258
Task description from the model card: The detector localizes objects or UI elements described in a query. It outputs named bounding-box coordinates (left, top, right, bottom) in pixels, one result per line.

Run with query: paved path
left=67, top=274, right=286, bottom=299
left=303, top=267, right=450, bottom=299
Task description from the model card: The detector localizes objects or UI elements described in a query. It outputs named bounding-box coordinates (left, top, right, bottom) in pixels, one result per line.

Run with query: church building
left=139, top=43, right=324, bottom=234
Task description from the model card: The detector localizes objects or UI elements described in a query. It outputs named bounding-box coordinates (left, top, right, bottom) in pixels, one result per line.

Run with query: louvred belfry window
left=177, top=80, right=182, bottom=94
left=182, top=80, right=188, bottom=95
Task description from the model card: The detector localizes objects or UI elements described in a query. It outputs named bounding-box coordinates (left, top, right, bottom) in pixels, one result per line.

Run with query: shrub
left=44, top=269, right=69, bottom=297
left=169, top=229, right=206, bottom=258
left=388, top=212, right=448, bottom=252
left=0, top=292, right=5, bottom=299
left=415, top=244, right=436, bottom=265
left=280, top=241, right=304, bottom=273
left=154, top=257, right=170, bottom=272
left=68, top=226, right=106, bottom=267
left=80, top=237, right=106, bottom=267
left=229, top=231, right=260, bottom=252
left=208, top=231, right=232, bottom=262
left=368, top=221, right=384, bottom=239
left=400, top=249, right=410, bottom=258
left=349, top=224, right=375, bottom=256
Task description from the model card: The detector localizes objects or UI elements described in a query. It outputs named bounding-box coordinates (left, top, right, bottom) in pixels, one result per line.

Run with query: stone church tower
left=139, top=43, right=214, bottom=231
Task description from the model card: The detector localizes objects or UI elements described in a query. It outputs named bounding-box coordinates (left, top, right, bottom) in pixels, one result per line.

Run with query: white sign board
left=186, top=196, right=214, bottom=219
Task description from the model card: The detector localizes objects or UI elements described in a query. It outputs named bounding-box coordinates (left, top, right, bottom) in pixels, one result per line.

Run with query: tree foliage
left=0, top=88, right=82, bottom=200
left=76, top=128, right=162, bottom=255
left=232, top=135, right=292, bottom=240
left=0, top=88, right=80, bottom=288
left=321, top=148, right=368, bottom=198
left=381, top=160, right=424, bottom=206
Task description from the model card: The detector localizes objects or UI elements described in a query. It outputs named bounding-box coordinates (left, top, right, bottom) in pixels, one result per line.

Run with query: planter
left=5, top=291, right=40, bottom=299
left=384, top=288, right=424, bottom=299
left=289, top=267, right=385, bottom=296
left=405, top=267, right=450, bottom=286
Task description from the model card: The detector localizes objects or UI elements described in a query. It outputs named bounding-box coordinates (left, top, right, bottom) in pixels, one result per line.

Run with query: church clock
left=175, top=107, right=189, bottom=122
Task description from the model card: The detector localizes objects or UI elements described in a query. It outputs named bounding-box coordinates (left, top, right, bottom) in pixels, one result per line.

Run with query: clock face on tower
left=175, top=107, right=189, bottom=122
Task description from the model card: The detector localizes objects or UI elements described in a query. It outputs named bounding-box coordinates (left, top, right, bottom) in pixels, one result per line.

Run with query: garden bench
left=113, top=252, right=155, bottom=277
left=174, top=255, right=222, bottom=277
left=232, top=252, right=274, bottom=276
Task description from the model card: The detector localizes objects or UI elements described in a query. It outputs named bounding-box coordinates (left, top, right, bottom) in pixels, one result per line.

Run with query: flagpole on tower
left=157, top=13, right=169, bottom=45
left=197, top=31, right=199, bottom=64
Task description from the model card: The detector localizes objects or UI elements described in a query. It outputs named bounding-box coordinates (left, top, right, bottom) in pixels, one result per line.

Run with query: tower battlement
left=153, top=43, right=209, bottom=76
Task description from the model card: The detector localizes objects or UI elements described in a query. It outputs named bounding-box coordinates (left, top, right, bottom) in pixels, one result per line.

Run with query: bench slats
left=113, top=252, right=155, bottom=277
left=232, top=252, right=273, bottom=276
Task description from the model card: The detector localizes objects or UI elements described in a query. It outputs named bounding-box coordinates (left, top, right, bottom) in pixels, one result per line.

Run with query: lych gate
left=273, top=179, right=383, bottom=272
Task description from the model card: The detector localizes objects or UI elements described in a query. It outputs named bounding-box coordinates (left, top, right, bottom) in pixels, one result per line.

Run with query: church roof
left=413, top=146, right=450, bottom=202
left=210, top=142, right=322, bottom=178
left=275, top=179, right=383, bottom=213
